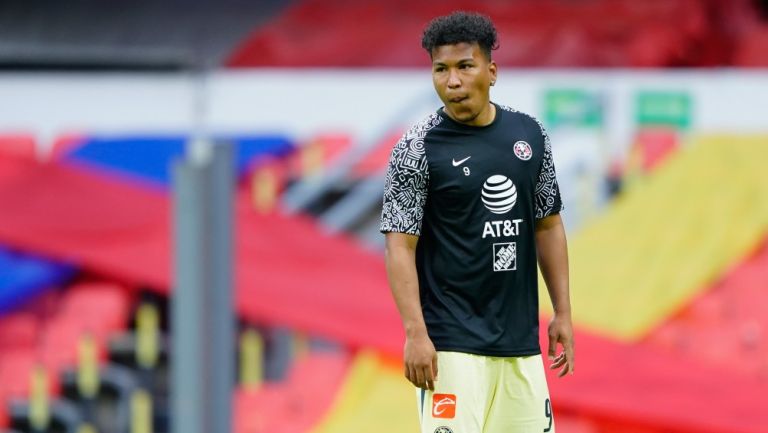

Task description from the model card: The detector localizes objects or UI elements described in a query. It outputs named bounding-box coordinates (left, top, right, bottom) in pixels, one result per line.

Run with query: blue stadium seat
left=0, top=247, right=75, bottom=315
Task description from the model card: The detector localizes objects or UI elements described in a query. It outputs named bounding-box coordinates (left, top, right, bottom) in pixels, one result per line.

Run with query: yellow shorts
left=416, top=352, right=555, bottom=433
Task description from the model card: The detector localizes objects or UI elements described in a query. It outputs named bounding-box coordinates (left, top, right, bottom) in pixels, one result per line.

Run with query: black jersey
left=380, top=103, right=563, bottom=356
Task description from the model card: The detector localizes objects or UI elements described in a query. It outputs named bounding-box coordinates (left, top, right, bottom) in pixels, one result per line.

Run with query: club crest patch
left=513, top=140, right=533, bottom=161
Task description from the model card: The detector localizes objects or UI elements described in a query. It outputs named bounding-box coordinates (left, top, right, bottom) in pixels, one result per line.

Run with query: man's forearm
left=535, top=215, right=571, bottom=314
left=384, top=236, right=428, bottom=337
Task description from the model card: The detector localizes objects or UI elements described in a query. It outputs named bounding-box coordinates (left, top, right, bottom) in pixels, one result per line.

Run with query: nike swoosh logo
left=452, top=156, right=471, bottom=166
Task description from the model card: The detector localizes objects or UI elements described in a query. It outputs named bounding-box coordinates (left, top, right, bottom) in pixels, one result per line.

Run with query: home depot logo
left=432, top=394, right=456, bottom=419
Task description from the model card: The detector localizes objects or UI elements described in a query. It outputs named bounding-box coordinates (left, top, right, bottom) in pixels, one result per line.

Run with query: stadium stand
left=0, top=142, right=394, bottom=428
left=544, top=325, right=768, bottom=433
left=227, top=0, right=768, bottom=68
left=644, top=238, right=768, bottom=377
left=310, top=351, right=420, bottom=433
left=2, top=129, right=767, bottom=432
left=64, top=135, right=295, bottom=186
left=0, top=281, right=134, bottom=433
left=541, top=135, right=768, bottom=340
left=40, top=282, right=133, bottom=371
left=310, top=323, right=768, bottom=433
left=234, top=351, right=350, bottom=433
left=0, top=155, right=404, bottom=352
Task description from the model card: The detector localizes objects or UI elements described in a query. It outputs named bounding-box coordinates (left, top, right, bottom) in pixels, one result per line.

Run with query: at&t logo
left=481, top=175, right=517, bottom=214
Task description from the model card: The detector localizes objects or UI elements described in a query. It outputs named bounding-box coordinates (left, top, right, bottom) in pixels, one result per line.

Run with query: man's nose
left=447, top=69, right=461, bottom=88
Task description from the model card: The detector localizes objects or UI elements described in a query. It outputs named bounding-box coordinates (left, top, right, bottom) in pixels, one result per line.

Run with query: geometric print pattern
left=533, top=128, right=563, bottom=219
left=380, top=112, right=443, bottom=235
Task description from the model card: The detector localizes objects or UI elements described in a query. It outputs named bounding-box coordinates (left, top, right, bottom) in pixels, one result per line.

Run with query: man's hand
left=547, top=312, right=575, bottom=377
left=404, top=331, right=438, bottom=390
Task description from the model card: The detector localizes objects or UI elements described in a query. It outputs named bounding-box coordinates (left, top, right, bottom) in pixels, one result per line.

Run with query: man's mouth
left=449, top=96, right=468, bottom=103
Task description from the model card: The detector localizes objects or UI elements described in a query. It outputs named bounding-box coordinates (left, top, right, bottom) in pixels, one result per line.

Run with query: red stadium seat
left=0, top=349, right=60, bottom=400
left=59, top=282, right=132, bottom=336
left=34, top=282, right=132, bottom=373
left=40, top=316, right=109, bottom=372
left=0, top=313, right=40, bottom=351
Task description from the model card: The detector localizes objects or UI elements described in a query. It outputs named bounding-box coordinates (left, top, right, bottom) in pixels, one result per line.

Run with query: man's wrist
left=404, top=322, right=429, bottom=338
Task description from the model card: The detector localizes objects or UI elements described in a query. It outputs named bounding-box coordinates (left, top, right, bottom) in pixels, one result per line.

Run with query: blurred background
left=1, top=0, right=767, bottom=432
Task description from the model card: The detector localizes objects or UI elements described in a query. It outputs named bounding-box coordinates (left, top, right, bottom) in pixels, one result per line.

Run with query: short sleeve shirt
left=380, top=103, right=563, bottom=356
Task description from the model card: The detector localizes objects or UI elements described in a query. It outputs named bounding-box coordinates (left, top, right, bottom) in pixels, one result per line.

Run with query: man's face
left=431, top=42, right=497, bottom=126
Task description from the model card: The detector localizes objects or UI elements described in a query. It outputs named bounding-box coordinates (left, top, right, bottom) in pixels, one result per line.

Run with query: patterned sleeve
left=534, top=124, right=564, bottom=219
left=379, top=133, right=430, bottom=235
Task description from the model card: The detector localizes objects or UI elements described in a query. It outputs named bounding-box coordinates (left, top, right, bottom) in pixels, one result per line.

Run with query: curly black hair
left=421, top=11, right=499, bottom=60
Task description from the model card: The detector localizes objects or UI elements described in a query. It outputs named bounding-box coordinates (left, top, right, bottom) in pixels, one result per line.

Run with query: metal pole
left=207, top=142, right=235, bottom=433
left=171, top=159, right=209, bottom=433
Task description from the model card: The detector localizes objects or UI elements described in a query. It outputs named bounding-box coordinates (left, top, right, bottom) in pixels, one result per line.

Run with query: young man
left=380, top=12, right=574, bottom=433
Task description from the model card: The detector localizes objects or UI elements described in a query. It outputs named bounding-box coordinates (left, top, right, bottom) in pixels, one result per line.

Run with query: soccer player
left=380, top=12, right=574, bottom=433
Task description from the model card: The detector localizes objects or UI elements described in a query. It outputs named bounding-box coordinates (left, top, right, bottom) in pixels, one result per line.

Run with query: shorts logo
left=432, top=394, right=457, bottom=419
left=514, top=140, right=533, bottom=161
left=434, top=427, right=454, bottom=433
left=481, top=175, right=517, bottom=214
left=493, top=242, right=517, bottom=272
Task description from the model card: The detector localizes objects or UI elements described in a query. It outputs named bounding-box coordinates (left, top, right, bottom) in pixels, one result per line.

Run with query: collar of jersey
left=438, top=102, right=502, bottom=130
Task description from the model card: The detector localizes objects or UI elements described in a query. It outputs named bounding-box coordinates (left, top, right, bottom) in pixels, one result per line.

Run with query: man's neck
left=446, top=102, right=495, bottom=127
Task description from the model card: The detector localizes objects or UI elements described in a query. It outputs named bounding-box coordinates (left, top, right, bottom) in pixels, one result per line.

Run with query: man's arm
left=535, top=213, right=575, bottom=377
left=384, top=232, right=438, bottom=390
